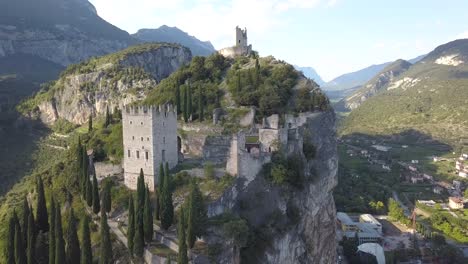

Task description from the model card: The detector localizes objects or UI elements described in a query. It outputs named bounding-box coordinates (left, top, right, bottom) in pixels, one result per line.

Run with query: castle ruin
left=219, top=26, right=253, bottom=58
left=122, top=105, right=178, bottom=191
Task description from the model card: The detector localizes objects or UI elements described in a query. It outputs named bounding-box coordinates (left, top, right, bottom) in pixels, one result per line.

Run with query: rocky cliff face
left=25, top=44, right=192, bottom=124
left=0, top=0, right=136, bottom=66
left=205, top=111, right=338, bottom=264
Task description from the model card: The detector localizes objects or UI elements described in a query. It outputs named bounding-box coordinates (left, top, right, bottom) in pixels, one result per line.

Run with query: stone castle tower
left=218, top=26, right=252, bottom=58
left=236, top=26, right=248, bottom=48
left=122, top=105, right=178, bottom=191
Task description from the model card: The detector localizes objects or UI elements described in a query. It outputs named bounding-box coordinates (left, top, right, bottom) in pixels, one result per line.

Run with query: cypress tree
left=137, top=169, right=145, bottom=211
left=54, top=203, right=65, bottom=264
left=143, top=186, right=153, bottom=243
left=198, top=85, right=204, bottom=122
left=35, top=231, right=49, bottom=264
left=156, top=163, right=164, bottom=220
left=164, top=161, right=171, bottom=191
left=49, top=199, right=56, bottom=264
left=92, top=173, right=100, bottom=214
left=102, top=180, right=112, bottom=213
left=66, top=208, right=80, bottom=264
left=80, top=215, right=92, bottom=264
left=81, top=148, right=89, bottom=198
left=127, top=195, right=135, bottom=255
left=85, top=176, right=92, bottom=207
left=160, top=167, right=173, bottom=230
left=133, top=209, right=144, bottom=257
left=104, top=106, right=111, bottom=128
left=36, top=176, right=49, bottom=232
left=183, top=86, right=188, bottom=122
left=175, top=84, right=181, bottom=116
left=22, top=196, right=30, bottom=246
left=88, top=115, right=93, bottom=132
left=155, top=188, right=160, bottom=221
left=99, top=210, right=112, bottom=264
left=7, top=214, right=16, bottom=264
left=27, top=206, right=36, bottom=264
left=177, top=208, right=188, bottom=264
left=15, top=214, right=26, bottom=264
left=188, top=84, right=193, bottom=120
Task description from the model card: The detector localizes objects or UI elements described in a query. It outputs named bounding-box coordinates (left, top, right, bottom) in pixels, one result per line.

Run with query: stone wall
left=202, top=135, right=232, bottom=164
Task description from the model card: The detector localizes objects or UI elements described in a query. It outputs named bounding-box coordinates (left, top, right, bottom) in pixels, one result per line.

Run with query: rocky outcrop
left=0, top=27, right=131, bottom=66
left=340, top=59, right=411, bottom=110
left=205, top=111, right=338, bottom=264
left=28, top=44, right=192, bottom=124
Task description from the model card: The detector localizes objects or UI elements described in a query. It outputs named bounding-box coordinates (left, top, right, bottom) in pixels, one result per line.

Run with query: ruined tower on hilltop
left=122, top=105, right=178, bottom=191
left=219, top=26, right=253, bottom=58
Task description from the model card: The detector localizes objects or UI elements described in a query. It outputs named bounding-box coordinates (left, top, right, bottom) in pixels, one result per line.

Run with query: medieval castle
left=218, top=26, right=253, bottom=58
left=122, top=105, right=178, bottom=191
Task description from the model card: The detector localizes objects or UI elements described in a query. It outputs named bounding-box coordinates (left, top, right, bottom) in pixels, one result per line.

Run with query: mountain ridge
left=133, top=25, right=216, bottom=56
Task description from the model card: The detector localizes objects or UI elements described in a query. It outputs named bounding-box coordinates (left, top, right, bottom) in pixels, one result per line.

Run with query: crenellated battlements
left=123, top=104, right=177, bottom=117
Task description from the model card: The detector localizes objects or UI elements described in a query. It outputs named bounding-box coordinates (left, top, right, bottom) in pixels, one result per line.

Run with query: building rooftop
left=449, top=197, right=464, bottom=204
left=360, top=214, right=381, bottom=226
left=337, top=212, right=355, bottom=225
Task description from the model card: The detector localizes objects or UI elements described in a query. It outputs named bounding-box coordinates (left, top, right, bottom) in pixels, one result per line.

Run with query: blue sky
left=89, top=0, right=468, bottom=81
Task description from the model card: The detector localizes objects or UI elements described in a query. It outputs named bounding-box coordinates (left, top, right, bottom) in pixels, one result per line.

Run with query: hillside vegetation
left=340, top=39, right=468, bottom=146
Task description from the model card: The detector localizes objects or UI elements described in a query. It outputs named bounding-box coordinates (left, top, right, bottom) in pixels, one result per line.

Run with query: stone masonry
left=122, top=105, right=178, bottom=191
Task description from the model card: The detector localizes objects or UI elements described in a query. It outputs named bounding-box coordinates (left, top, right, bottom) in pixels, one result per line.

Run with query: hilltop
left=133, top=25, right=216, bottom=56
left=340, top=39, right=468, bottom=145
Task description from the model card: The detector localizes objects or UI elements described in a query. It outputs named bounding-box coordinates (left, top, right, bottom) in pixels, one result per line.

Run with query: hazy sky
left=89, top=0, right=468, bottom=81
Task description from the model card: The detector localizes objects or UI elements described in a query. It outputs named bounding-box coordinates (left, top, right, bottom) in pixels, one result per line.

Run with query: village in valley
left=335, top=133, right=468, bottom=262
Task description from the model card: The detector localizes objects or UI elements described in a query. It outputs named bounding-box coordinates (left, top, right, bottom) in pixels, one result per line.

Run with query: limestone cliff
left=205, top=111, right=338, bottom=264
left=21, top=43, right=192, bottom=124
left=0, top=0, right=136, bottom=66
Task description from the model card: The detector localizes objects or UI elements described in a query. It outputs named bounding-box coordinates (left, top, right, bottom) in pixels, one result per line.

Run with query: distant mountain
left=324, top=62, right=391, bottom=91
left=294, top=66, right=325, bottom=86
left=324, top=54, right=426, bottom=91
left=0, top=0, right=139, bottom=115
left=340, top=39, right=468, bottom=145
left=336, top=59, right=412, bottom=111
left=133, top=25, right=215, bottom=56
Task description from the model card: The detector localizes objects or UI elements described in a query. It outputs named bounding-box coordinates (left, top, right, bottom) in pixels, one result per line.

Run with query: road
left=392, top=191, right=411, bottom=217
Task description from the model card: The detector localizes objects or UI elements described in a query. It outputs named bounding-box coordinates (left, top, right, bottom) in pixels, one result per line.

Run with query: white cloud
left=327, top=0, right=338, bottom=7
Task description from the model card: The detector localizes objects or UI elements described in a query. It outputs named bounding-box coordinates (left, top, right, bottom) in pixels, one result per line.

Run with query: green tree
left=175, top=83, right=181, bottom=116
left=26, top=206, right=36, bottom=264
left=35, top=231, right=48, bottom=264
left=183, top=85, right=189, bottom=122
left=133, top=210, right=144, bottom=257
left=143, top=186, right=153, bottom=243
left=88, top=115, right=93, bottom=132
left=54, top=203, right=65, bottom=264
left=14, top=214, right=26, bottom=264
left=80, top=215, right=92, bottom=264
left=81, top=148, right=89, bottom=199
left=137, top=169, right=146, bottom=211
left=188, top=84, right=193, bottom=120
left=464, top=188, right=468, bottom=199
left=155, top=188, right=160, bottom=221
left=49, top=199, right=56, bottom=264
left=66, top=208, right=81, bottom=264
left=161, top=164, right=174, bottom=230
left=198, top=85, right=204, bottom=122
left=6, top=214, right=16, bottom=264
left=102, top=180, right=112, bottom=213
left=21, top=196, right=30, bottom=246
left=127, top=195, right=135, bottom=255
left=99, top=210, right=113, bottom=264
left=186, top=180, right=206, bottom=248
left=92, top=173, right=100, bottom=214
left=36, top=176, right=49, bottom=232
left=177, top=208, right=188, bottom=264
left=104, top=106, right=111, bottom=128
